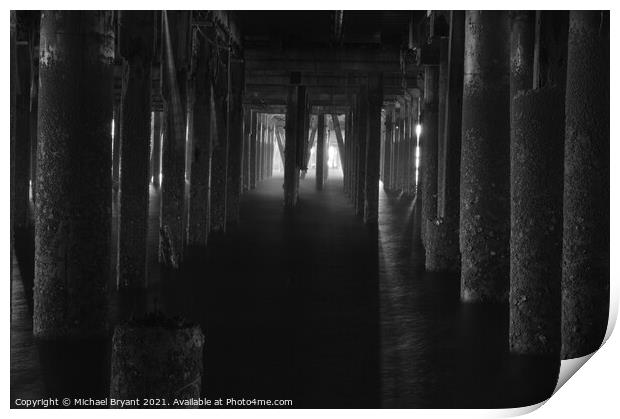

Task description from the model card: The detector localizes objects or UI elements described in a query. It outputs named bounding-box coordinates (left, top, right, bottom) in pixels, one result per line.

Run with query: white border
left=3, top=2, right=618, bottom=418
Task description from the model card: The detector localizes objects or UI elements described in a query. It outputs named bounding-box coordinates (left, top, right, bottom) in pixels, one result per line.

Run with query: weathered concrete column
left=160, top=11, right=190, bottom=267
left=389, top=107, right=397, bottom=192
left=284, top=84, right=305, bottom=208
left=14, top=36, right=32, bottom=230
left=425, top=38, right=449, bottom=269
left=242, top=106, right=251, bottom=191
left=509, top=87, right=563, bottom=355
left=34, top=11, right=114, bottom=338
left=391, top=108, right=400, bottom=193
left=117, top=11, right=154, bottom=289
left=425, top=11, right=464, bottom=272
left=395, top=107, right=405, bottom=193
left=112, top=102, right=122, bottom=189
left=364, top=74, right=383, bottom=224
left=460, top=11, right=511, bottom=302
left=111, top=316, right=204, bottom=400
left=210, top=57, right=229, bottom=233
left=226, top=59, right=244, bottom=227
left=186, top=27, right=213, bottom=248
left=316, top=114, right=326, bottom=190
left=436, top=37, right=449, bottom=208
left=355, top=85, right=368, bottom=217
left=10, top=10, right=16, bottom=260
left=420, top=65, right=439, bottom=249
left=562, top=11, right=610, bottom=359
left=30, top=46, right=40, bottom=205
left=510, top=12, right=535, bottom=101
left=394, top=105, right=405, bottom=193
left=249, top=110, right=258, bottom=189
left=400, top=108, right=409, bottom=193
left=382, top=106, right=394, bottom=191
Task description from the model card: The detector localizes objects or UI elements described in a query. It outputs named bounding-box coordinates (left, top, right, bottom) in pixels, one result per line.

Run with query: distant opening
left=304, top=114, right=344, bottom=181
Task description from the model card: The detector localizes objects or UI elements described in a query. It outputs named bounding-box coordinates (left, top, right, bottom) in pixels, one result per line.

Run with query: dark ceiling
left=236, top=10, right=426, bottom=48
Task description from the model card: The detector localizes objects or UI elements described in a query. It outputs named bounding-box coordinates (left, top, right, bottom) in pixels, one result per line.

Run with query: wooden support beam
left=245, top=46, right=418, bottom=73
left=245, top=72, right=418, bottom=89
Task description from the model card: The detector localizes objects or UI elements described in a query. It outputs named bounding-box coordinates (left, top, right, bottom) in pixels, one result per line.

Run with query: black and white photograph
left=7, top=4, right=614, bottom=413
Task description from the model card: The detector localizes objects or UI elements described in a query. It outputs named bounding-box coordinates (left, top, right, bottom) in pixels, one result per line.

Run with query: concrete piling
left=459, top=11, right=511, bottom=303
left=363, top=73, right=383, bottom=225
left=34, top=11, right=115, bottom=338
left=561, top=10, right=610, bottom=359
left=421, top=65, right=439, bottom=250
left=110, top=315, right=205, bottom=401
left=118, top=11, right=155, bottom=289
left=186, top=27, right=213, bottom=248
left=425, top=11, right=464, bottom=273
left=509, top=87, right=564, bottom=355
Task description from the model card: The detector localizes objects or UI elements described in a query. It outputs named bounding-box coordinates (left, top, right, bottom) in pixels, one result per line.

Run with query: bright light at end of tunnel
left=415, top=124, right=422, bottom=137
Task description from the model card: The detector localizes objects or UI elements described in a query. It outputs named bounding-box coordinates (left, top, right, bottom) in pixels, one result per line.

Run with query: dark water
left=11, top=172, right=559, bottom=408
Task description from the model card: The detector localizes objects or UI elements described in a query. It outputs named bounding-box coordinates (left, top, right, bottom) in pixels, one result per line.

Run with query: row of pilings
left=339, top=74, right=384, bottom=225
left=9, top=10, right=279, bottom=349
left=380, top=11, right=609, bottom=359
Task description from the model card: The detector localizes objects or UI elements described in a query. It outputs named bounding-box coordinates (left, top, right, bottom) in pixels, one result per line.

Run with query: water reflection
left=11, top=175, right=557, bottom=408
